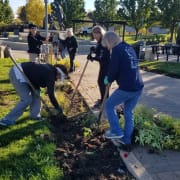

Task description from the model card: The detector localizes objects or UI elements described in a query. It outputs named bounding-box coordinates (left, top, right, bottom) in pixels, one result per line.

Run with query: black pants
left=69, top=51, right=76, bottom=71
left=98, top=70, right=109, bottom=102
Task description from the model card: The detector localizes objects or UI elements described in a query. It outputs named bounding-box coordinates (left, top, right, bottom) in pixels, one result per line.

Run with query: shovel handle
left=71, top=59, right=89, bottom=101
left=97, top=84, right=111, bottom=126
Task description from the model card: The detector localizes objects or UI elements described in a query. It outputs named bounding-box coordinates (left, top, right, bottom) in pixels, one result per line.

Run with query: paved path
left=71, top=54, right=180, bottom=119
left=11, top=50, right=180, bottom=180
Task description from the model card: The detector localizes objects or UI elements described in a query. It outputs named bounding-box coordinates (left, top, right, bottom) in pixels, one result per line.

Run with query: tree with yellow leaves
left=26, top=0, right=51, bottom=27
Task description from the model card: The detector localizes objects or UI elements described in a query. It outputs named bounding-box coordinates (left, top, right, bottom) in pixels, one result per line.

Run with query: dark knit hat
left=28, top=23, right=37, bottom=29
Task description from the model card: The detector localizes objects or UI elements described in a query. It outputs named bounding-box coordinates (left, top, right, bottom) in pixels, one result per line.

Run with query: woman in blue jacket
left=102, top=31, right=144, bottom=146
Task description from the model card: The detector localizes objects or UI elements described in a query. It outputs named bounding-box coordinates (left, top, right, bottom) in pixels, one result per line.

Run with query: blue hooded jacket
left=107, top=42, right=144, bottom=91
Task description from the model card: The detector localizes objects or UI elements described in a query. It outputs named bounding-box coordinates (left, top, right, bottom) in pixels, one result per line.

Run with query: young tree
left=93, top=0, right=118, bottom=27
left=157, top=0, right=180, bottom=41
left=17, top=6, right=27, bottom=23
left=118, top=0, right=155, bottom=40
left=53, top=0, right=86, bottom=28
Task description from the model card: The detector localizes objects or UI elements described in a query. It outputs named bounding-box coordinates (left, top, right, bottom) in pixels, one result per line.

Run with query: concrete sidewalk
left=69, top=55, right=180, bottom=180
left=71, top=55, right=180, bottom=119
left=10, top=50, right=180, bottom=180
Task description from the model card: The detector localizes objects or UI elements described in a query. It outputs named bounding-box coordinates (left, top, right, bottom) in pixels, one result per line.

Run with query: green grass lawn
left=139, top=61, right=180, bottom=78
left=0, top=58, right=63, bottom=180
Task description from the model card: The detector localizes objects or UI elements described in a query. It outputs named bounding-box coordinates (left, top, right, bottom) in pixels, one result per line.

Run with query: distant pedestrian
left=65, top=29, right=78, bottom=72
left=102, top=31, right=144, bottom=146
left=27, top=23, right=48, bottom=62
left=87, top=25, right=110, bottom=109
left=0, top=62, right=68, bottom=127
left=59, top=38, right=66, bottom=59
left=176, top=25, right=180, bottom=45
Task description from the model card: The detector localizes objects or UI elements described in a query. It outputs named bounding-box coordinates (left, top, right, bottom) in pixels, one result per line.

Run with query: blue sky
left=9, top=0, right=95, bottom=16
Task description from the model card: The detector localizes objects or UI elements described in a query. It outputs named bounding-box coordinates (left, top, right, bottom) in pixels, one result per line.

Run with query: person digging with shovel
left=101, top=31, right=144, bottom=148
left=0, top=62, right=68, bottom=127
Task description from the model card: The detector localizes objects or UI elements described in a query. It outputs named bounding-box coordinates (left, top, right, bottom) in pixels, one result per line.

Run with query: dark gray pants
left=3, top=68, right=41, bottom=124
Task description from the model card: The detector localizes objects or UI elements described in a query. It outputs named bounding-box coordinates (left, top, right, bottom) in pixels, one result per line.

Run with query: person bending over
left=0, top=62, right=68, bottom=126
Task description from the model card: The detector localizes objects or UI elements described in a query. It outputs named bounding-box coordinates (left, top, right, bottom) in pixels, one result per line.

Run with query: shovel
left=67, top=59, right=89, bottom=112
left=97, top=84, right=111, bottom=127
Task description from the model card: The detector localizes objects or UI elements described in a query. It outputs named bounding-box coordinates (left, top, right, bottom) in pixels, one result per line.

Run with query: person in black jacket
left=176, top=25, right=180, bottom=45
left=65, top=29, right=78, bottom=72
left=27, top=23, right=48, bottom=62
left=0, top=62, right=68, bottom=127
left=87, top=25, right=110, bottom=109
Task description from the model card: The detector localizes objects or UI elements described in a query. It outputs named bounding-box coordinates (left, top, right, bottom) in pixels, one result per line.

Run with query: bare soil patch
left=50, top=84, right=134, bottom=179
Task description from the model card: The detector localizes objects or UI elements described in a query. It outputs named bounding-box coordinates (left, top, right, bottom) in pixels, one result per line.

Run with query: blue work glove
left=104, top=76, right=110, bottom=85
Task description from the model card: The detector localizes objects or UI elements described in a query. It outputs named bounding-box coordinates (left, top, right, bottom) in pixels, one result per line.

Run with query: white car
left=79, top=26, right=93, bottom=35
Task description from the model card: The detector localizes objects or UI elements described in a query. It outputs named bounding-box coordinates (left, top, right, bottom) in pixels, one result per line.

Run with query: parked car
left=79, top=26, right=93, bottom=35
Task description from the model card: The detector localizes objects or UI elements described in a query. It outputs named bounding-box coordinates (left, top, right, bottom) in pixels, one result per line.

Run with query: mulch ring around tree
left=50, top=84, right=134, bottom=180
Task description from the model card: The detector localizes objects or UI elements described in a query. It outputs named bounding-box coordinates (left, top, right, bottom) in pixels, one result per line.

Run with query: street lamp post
left=44, top=0, right=49, bottom=62
left=44, top=0, right=48, bottom=38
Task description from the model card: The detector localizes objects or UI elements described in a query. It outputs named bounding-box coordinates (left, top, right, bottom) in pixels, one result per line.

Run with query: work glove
left=104, top=76, right=110, bottom=85
left=87, top=54, right=94, bottom=61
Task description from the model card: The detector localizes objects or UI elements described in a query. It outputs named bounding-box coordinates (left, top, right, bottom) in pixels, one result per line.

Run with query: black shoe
left=69, top=69, right=73, bottom=73
left=69, top=66, right=75, bottom=73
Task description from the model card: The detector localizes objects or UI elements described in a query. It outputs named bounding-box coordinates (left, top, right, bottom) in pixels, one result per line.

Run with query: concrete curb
left=119, top=150, right=153, bottom=180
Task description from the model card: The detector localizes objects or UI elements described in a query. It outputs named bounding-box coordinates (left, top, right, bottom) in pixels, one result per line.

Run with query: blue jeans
left=2, top=68, right=41, bottom=124
left=105, top=88, right=143, bottom=144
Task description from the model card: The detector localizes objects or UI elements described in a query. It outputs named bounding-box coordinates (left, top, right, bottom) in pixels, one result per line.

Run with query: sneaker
left=0, top=119, right=14, bottom=126
left=104, top=130, right=124, bottom=139
left=115, top=138, right=126, bottom=145
left=30, top=117, right=46, bottom=121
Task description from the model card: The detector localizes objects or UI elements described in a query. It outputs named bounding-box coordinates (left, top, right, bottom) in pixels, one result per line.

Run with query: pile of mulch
left=50, top=84, right=135, bottom=180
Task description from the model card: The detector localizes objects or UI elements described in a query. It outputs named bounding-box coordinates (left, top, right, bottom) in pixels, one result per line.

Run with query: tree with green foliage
left=26, top=0, right=51, bottom=27
left=0, top=0, right=13, bottom=25
left=53, top=0, right=86, bottom=28
left=26, top=0, right=45, bottom=27
left=17, top=6, right=27, bottom=23
left=118, top=0, right=155, bottom=40
left=93, top=0, right=118, bottom=28
left=157, top=0, right=180, bottom=41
